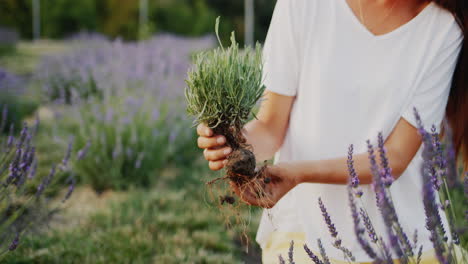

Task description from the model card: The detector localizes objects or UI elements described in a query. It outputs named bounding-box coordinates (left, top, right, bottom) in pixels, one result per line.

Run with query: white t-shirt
left=256, top=0, right=463, bottom=262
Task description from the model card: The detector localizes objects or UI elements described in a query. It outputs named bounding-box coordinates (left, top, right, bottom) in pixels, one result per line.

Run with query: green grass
left=3, top=167, right=261, bottom=264
left=0, top=41, right=69, bottom=75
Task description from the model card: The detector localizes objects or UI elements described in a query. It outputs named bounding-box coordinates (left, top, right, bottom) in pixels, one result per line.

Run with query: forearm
left=290, top=149, right=407, bottom=185
left=243, top=119, right=282, bottom=162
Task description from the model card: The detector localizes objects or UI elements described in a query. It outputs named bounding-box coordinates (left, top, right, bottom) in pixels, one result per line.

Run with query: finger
left=204, top=147, right=232, bottom=161
left=198, top=135, right=226, bottom=149
left=196, top=123, right=213, bottom=137
left=208, top=160, right=227, bottom=171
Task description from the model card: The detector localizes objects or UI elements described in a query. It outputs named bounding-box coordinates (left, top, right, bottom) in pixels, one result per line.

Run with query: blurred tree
left=206, top=0, right=276, bottom=44
left=96, top=0, right=138, bottom=39
left=153, top=0, right=218, bottom=36
left=41, top=0, right=98, bottom=38
left=0, top=0, right=276, bottom=42
left=0, top=0, right=33, bottom=38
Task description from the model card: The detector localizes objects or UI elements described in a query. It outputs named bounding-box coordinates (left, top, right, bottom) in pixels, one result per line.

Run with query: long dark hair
left=433, top=0, right=468, bottom=165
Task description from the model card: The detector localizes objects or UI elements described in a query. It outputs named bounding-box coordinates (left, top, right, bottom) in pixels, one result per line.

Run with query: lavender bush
left=0, top=108, right=77, bottom=258
left=63, top=94, right=196, bottom=191
left=283, top=110, right=467, bottom=263
left=0, top=68, right=38, bottom=134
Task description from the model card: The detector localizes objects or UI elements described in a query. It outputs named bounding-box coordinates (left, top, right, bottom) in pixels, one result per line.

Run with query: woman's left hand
left=231, top=163, right=300, bottom=208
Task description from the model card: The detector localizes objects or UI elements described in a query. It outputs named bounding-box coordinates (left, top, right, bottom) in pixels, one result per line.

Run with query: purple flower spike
left=62, top=138, right=73, bottom=168
left=77, top=141, right=91, bottom=161
left=317, top=239, right=331, bottom=264
left=377, top=133, right=394, bottom=187
left=416, top=109, right=448, bottom=264
left=8, top=232, right=20, bottom=251
left=288, top=240, right=295, bottom=264
left=62, top=175, right=76, bottom=203
left=347, top=187, right=378, bottom=259
left=367, top=140, right=412, bottom=260
left=318, top=197, right=338, bottom=239
left=347, top=145, right=363, bottom=197
left=278, top=255, right=285, bottom=264
left=36, top=165, right=56, bottom=198
left=360, top=208, right=378, bottom=243
left=7, top=124, right=14, bottom=148
left=304, top=244, right=323, bottom=264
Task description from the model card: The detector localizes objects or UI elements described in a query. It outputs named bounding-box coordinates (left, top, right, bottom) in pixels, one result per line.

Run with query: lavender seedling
left=185, top=17, right=267, bottom=187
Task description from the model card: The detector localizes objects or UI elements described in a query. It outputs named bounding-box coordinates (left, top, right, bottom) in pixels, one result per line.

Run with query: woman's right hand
left=197, top=123, right=232, bottom=171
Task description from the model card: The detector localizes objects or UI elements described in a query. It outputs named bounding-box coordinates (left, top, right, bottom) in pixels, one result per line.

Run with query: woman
left=197, top=0, right=467, bottom=263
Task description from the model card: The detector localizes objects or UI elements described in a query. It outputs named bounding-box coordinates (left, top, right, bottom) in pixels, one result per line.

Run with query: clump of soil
left=208, top=124, right=270, bottom=198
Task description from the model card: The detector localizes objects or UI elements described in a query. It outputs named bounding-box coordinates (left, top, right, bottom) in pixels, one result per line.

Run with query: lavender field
left=0, top=34, right=262, bottom=264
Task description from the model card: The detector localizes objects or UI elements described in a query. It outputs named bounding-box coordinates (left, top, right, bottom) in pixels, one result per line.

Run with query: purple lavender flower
left=135, top=152, right=145, bottom=169
left=412, top=230, right=418, bottom=250
left=36, top=165, right=56, bottom=198
left=367, top=140, right=412, bottom=260
left=7, top=124, right=14, bottom=148
left=77, top=141, right=91, bottom=161
left=288, top=240, right=295, bottom=264
left=318, top=197, right=339, bottom=240
left=62, top=175, right=76, bottom=203
left=278, top=255, right=285, bottom=264
left=415, top=108, right=448, bottom=263
left=430, top=126, right=445, bottom=190
left=304, top=244, right=323, bottom=264
left=27, top=160, right=37, bottom=179
left=360, top=208, right=378, bottom=243
left=377, top=132, right=394, bottom=187
left=318, top=197, right=355, bottom=260
left=8, top=232, right=19, bottom=251
left=317, top=239, right=331, bottom=264
left=347, top=187, right=378, bottom=259
left=347, top=144, right=363, bottom=197
left=62, top=138, right=73, bottom=168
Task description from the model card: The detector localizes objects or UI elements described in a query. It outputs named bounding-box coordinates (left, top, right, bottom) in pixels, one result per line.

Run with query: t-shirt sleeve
left=401, top=24, right=463, bottom=129
left=262, top=0, right=302, bottom=96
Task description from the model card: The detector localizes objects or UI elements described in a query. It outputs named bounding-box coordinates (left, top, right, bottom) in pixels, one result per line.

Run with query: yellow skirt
left=262, top=232, right=465, bottom=264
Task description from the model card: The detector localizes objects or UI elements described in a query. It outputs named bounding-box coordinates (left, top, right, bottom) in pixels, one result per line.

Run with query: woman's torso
left=257, top=0, right=463, bottom=262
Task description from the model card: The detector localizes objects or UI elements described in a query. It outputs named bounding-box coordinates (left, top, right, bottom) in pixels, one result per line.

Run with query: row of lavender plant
left=35, top=34, right=214, bottom=191
left=281, top=109, right=467, bottom=263
left=36, top=33, right=214, bottom=104
left=0, top=106, right=82, bottom=258
left=0, top=68, right=38, bottom=134
left=65, top=94, right=196, bottom=191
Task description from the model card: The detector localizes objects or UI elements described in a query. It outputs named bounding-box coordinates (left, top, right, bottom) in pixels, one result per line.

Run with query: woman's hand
left=231, top=163, right=300, bottom=208
left=197, top=123, right=232, bottom=171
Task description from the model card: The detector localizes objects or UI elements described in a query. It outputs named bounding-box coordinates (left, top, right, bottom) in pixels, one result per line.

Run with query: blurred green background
left=0, top=0, right=275, bottom=44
